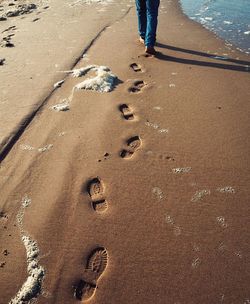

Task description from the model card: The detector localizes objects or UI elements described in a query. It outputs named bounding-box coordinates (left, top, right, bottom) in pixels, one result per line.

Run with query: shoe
left=145, top=46, right=156, bottom=55
left=139, top=37, right=145, bottom=45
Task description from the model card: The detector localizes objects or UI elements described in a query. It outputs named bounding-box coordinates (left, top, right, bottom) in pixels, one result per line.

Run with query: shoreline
left=177, top=0, right=250, bottom=55
left=175, top=0, right=250, bottom=58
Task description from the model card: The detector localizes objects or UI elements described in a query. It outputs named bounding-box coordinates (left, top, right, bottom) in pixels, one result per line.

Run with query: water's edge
left=177, top=0, right=250, bottom=55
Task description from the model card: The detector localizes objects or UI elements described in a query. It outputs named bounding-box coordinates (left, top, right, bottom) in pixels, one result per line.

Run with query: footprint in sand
left=1, top=36, right=14, bottom=47
left=120, top=136, right=142, bottom=159
left=0, top=261, right=6, bottom=268
left=87, top=177, right=108, bottom=213
left=74, top=247, right=108, bottom=302
left=128, top=80, right=146, bottom=93
left=130, top=63, right=142, bottom=72
left=119, top=104, right=134, bottom=121
left=2, top=25, right=16, bottom=33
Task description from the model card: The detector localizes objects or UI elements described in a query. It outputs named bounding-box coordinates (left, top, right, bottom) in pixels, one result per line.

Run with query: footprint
left=128, top=80, right=145, bottom=93
left=0, top=211, right=8, bottom=221
left=120, top=136, right=142, bottom=159
left=0, top=261, right=6, bottom=268
left=87, top=177, right=108, bottom=213
left=1, top=37, right=14, bottom=47
left=2, top=25, right=16, bottom=33
left=130, top=63, right=142, bottom=72
left=74, top=280, right=96, bottom=302
left=86, top=247, right=108, bottom=278
left=2, top=249, right=9, bottom=256
left=74, top=247, right=108, bottom=302
left=119, top=104, right=134, bottom=120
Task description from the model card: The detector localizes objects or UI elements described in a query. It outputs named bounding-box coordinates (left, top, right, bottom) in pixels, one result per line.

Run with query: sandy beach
left=0, top=0, right=250, bottom=303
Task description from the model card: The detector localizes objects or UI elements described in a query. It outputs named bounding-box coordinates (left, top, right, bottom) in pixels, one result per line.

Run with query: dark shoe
left=145, top=46, right=156, bottom=55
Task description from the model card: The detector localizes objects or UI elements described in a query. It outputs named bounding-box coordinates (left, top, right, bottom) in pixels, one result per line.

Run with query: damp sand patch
left=10, top=196, right=45, bottom=304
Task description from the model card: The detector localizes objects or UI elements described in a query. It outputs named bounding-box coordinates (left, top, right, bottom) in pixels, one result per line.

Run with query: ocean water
left=180, top=0, right=250, bottom=54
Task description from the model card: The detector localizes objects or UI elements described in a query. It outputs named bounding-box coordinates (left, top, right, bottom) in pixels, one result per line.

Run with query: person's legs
left=135, top=0, right=147, bottom=41
left=145, top=0, right=160, bottom=47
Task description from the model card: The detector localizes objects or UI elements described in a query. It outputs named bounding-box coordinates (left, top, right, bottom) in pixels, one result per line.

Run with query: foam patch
left=74, top=65, right=118, bottom=93
left=10, top=196, right=45, bottom=304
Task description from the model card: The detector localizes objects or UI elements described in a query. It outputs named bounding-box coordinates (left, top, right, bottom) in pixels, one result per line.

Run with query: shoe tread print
left=87, top=247, right=108, bottom=279
left=74, top=247, right=108, bottom=302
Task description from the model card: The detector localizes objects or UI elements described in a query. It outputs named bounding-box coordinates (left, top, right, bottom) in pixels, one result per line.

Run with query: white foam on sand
left=153, top=106, right=161, bottom=111
left=10, top=196, right=45, bottom=304
left=172, top=167, right=191, bottom=174
left=82, top=54, right=90, bottom=61
left=20, top=144, right=35, bottom=151
left=216, top=186, right=235, bottom=194
left=191, top=189, right=210, bottom=202
left=58, top=131, right=66, bottom=137
left=165, top=214, right=182, bottom=237
left=51, top=99, right=70, bottom=112
left=145, top=121, right=169, bottom=134
left=67, top=65, right=96, bottom=77
left=152, top=187, right=164, bottom=200
left=169, top=83, right=176, bottom=88
left=53, top=65, right=117, bottom=111
left=38, top=144, right=53, bottom=153
left=53, top=80, right=64, bottom=89
left=74, top=65, right=117, bottom=93
left=216, top=216, right=228, bottom=228
left=191, top=257, right=201, bottom=269
left=62, top=65, right=118, bottom=93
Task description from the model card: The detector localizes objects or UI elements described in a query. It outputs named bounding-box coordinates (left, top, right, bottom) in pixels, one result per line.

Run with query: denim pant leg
left=145, top=0, right=160, bottom=47
left=135, top=0, right=147, bottom=39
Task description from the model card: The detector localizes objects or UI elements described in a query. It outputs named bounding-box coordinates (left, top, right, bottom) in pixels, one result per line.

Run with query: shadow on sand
left=153, top=43, right=250, bottom=73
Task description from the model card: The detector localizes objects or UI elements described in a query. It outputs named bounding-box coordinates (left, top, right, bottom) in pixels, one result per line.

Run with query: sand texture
left=0, top=0, right=250, bottom=303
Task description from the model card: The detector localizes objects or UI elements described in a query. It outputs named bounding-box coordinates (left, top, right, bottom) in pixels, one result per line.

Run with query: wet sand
left=0, top=0, right=250, bottom=303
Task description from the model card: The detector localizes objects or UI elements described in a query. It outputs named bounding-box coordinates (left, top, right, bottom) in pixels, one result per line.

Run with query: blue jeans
left=136, top=0, right=160, bottom=47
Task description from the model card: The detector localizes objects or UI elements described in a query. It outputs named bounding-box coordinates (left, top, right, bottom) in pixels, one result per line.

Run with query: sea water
left=180, top=0, right=250, bottom=53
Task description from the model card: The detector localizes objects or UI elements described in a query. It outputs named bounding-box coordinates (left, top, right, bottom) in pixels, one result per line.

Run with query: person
left=135, top=0, right=160, bottom=55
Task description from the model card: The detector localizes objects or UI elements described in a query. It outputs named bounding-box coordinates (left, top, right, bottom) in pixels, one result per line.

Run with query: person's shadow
left=154, top=43, right=250, bottom=73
